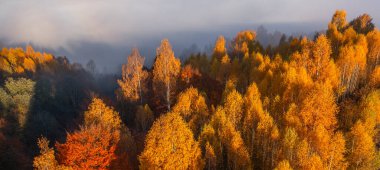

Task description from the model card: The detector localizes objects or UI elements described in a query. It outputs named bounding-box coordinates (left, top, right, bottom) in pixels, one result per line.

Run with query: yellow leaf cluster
left=139, top=112, right=204, bottom=169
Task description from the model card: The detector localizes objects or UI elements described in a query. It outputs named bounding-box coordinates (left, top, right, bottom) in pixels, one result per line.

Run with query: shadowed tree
left=211, top=36, right=231, bottom=83
left=349, top=13, right=375, bottom=34
left=135, top=104, right=154, bottom=132
left=0, top=77, right=35, bottom=128
left=366, top=29, right=380, bottom=72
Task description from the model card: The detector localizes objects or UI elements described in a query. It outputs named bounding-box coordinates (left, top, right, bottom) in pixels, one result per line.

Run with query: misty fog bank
left=1, top=22, right=324, bottom=73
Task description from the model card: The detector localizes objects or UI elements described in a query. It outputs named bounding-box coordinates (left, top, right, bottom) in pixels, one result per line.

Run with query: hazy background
left=0, top=0, right=379, bottom=73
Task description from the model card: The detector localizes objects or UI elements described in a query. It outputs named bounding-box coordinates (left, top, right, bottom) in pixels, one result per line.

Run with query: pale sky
left=1, top=0, right=378, bottom=48
left=0, top=0, right=378, bottom=72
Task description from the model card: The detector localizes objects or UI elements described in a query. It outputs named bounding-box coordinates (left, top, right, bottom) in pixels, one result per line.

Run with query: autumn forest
left=1, top=10, right=380, bottom=170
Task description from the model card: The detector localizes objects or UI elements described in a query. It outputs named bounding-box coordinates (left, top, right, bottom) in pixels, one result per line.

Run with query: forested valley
left=1, top=10, right=380, bottom=170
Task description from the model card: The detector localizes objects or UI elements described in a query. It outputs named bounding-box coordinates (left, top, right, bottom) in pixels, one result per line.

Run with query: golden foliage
left=366, top=29, right=380, bottom=71
left=223, top=89, right=244, bottom=129
left=209, top=107, right=252, bottom=169
left=213, top=36, right=227, bottom=58
left=348, top=121, right=378, bottom=169
left=152, top=39, right=181, bottom=111
left=205, top=142, right=217, bottom=170
left=180, top=64, right=201, bottom=83
left=34, top=137, right=70, bottom=170
left=23, top=10, right=380, bottom=170
left=84, top=98, right=122, bottom=131
left=330, top=10, right=347, bottom=30
left=297, top=82, right=338, bottom=135
left=173, top=87, right=209, bottom=136
left=369, top=66, right=380, bottom=88
left=139, top=112, right=204, bottom=169
left=233, top=30, right=256, bottom=55
left=275, top=160, right=293, bottom=170
left=23, top=57, right=36, bottom=72
left=310, top=35, right=332, bottom=80
left=117, top=48, right=148, bottom=103
left=0, top=46, right=54, bottom=74
left=242, top=83, right=264, bottom=154
left=211, top=35, right=231, bottom=82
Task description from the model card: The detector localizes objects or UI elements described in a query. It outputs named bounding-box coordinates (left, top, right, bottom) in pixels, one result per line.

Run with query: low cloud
left=1, top=0, right=378, bottom=49
left=0, top=0, right=379, bottom=73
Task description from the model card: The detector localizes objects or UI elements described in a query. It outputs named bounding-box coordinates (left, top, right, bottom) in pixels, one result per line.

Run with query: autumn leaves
left=117, top=48, right=148, bottom=105
left=152, top=39, right=181, bottom=111
left=30, top=10, right=380, bottom=170
left=0, top=45, right=53, bottom=74
left=139, top=112, right=203, bottom=169
left=34, top=98, right=130, bottom=169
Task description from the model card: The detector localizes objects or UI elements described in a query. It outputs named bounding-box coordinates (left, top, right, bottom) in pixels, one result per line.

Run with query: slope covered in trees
left=0, top=10, right=379, bottom=170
